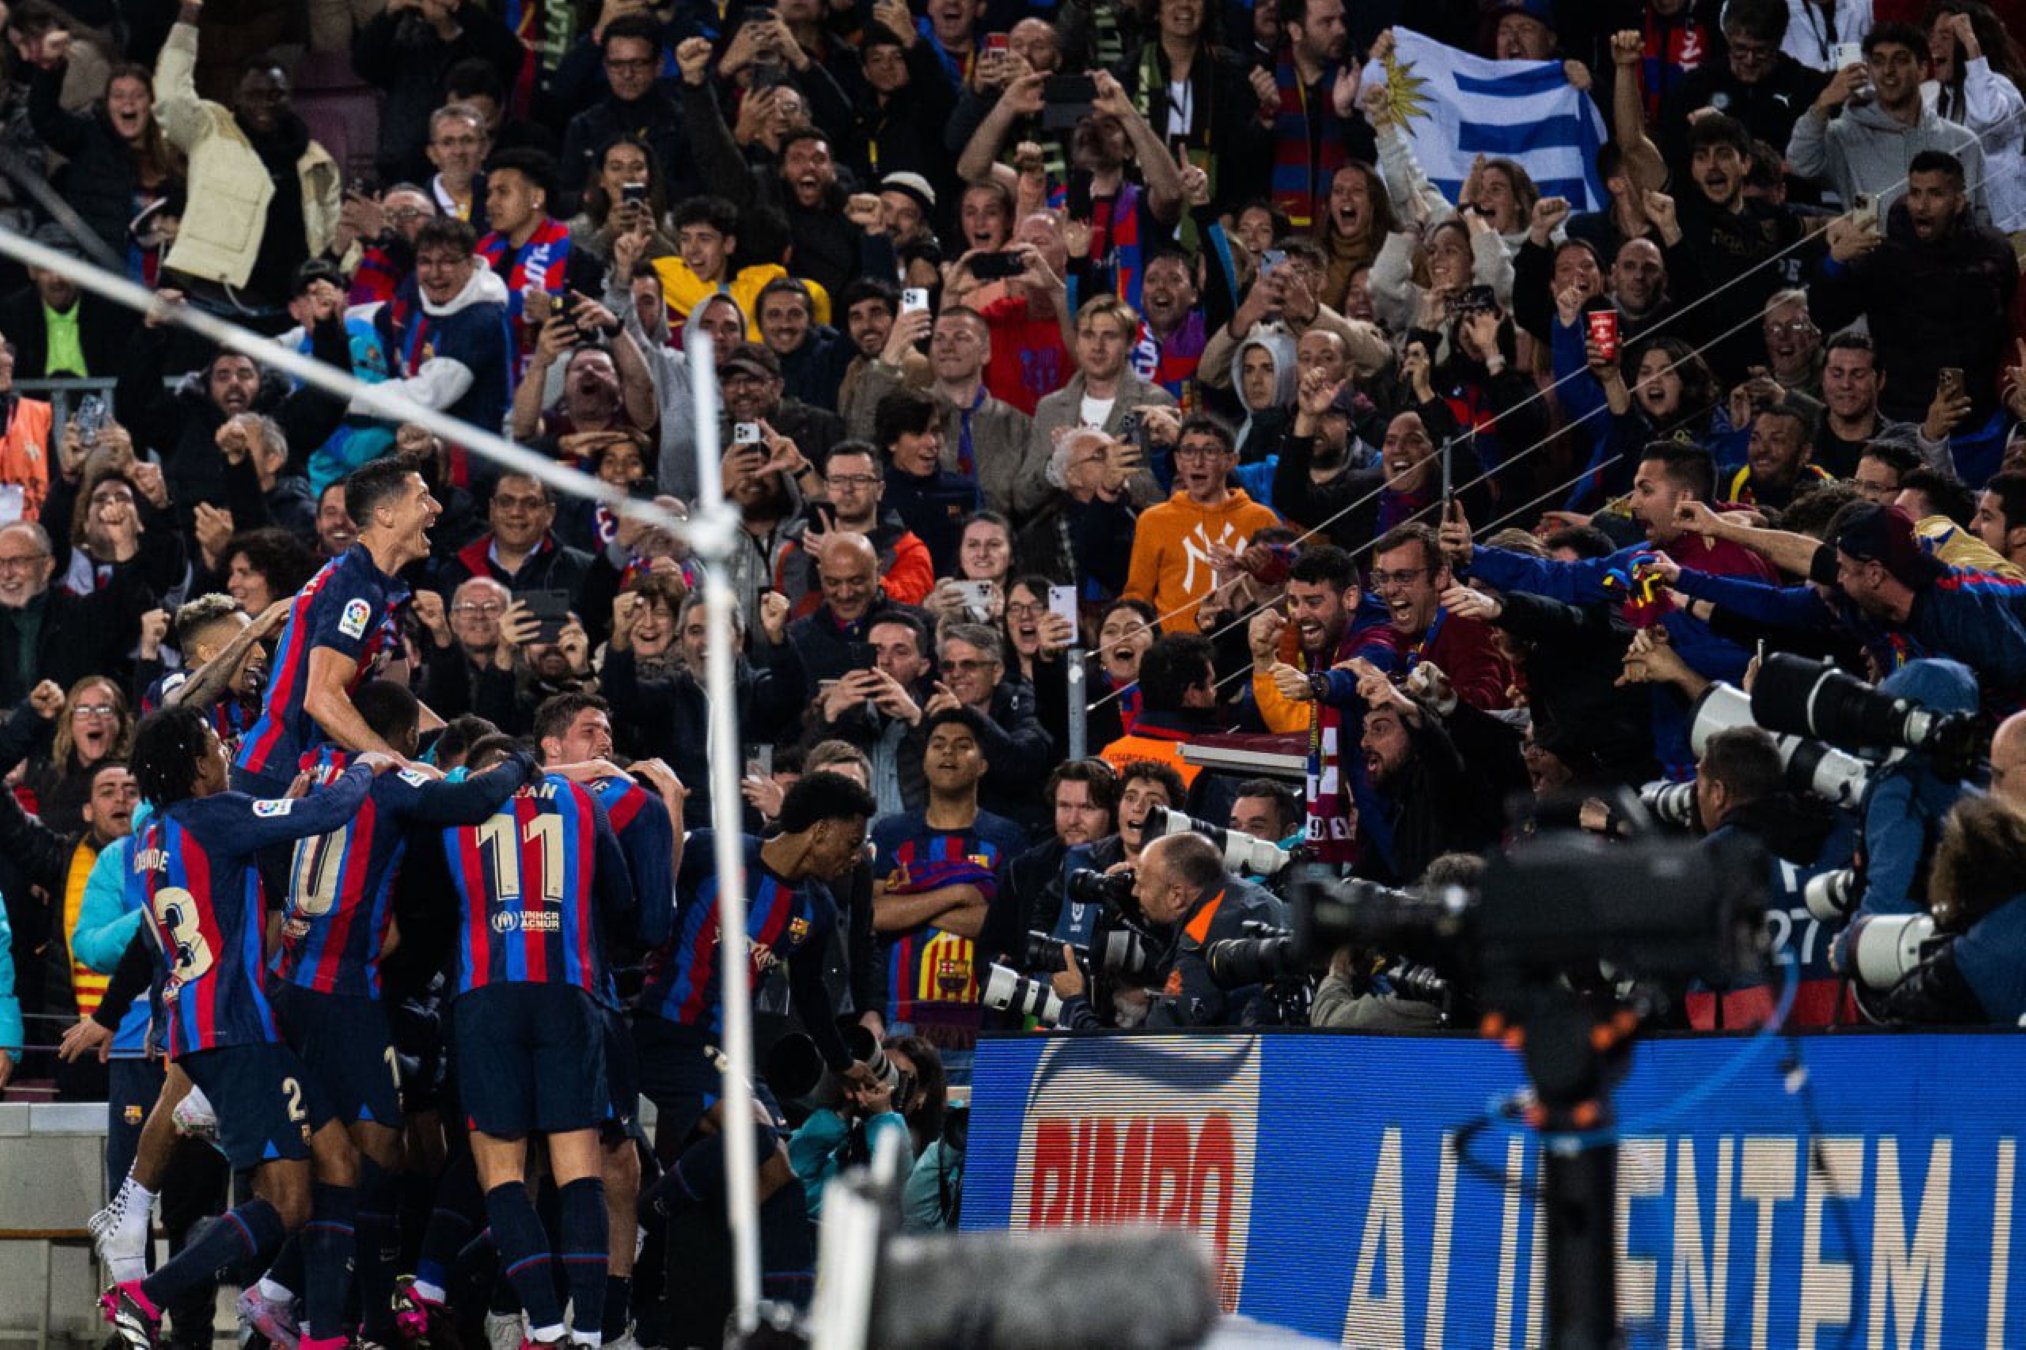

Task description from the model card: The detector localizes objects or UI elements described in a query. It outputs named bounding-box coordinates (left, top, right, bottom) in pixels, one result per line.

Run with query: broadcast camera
left=1752, top=653, right=1981, bottom=780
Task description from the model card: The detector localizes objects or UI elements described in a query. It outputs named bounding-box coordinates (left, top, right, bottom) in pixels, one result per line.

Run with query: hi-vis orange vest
left=0, top=397, right=53, bottom=523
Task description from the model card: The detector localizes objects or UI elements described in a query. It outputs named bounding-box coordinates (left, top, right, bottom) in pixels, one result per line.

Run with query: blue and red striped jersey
left=445, top=773, right=633, bottom=996
left=586, top=774, right=677, bottom=1007
left=476, top=217, right=574, bottom=379
left=135, top=768, right=376, bottom=1058
left=143, top=672, right=258, bottom=753
left=235, top=545, right=407, bottom=779
left=640, top=830, right=836, bottom=1035
left=273, top=748, right=536, bottom=998
left=871, top=813, right=1025, bottom=1026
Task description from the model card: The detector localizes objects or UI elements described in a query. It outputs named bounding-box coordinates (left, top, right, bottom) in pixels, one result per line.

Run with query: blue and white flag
left=1360, top=30, right=1610, bottom=213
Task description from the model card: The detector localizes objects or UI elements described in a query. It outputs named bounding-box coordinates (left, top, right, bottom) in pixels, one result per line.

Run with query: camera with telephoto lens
left=1844, top=912, right=1939, bottom=990
left=1144, top=805, right=1297, bottom=876
left=1203, top=922, right=1300, bottom=989
left=1639, top=780, right=1698, bottom=829
left=1689, top=682, right=1873, bottom=809
left=763, top=1018, right=905, bottom=1110
left=1804, top=867, right=1860, bottom=922
left=1020, top=931, right=1087, bottom=973
left=1751, top=653, right=1981, bottom=781
left=1066, top=867, right=1138, bottom=909
left=1100, top=926, right=1160, bottom=983
left=982, top=963, right=1065, bottom=1025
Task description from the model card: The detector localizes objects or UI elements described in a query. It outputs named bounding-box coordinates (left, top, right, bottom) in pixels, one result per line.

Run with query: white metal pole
left=0, top=228, right=707, bottom=550
left=685, top=321, right=764, bottom=1330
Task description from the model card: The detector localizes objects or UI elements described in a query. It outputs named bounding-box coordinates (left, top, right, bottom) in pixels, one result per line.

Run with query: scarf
left=1270, top=51, right=1351, bottom=231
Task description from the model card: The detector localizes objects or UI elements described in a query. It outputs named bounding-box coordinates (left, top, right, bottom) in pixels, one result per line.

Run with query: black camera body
left=1066, top=866, right=1138, bottom=910
left=1752, top=653, right=1982, bottom=781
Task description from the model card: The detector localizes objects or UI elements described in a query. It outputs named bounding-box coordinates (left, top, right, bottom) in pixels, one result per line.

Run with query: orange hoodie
left=1122, top=488, right=1282, bottom=633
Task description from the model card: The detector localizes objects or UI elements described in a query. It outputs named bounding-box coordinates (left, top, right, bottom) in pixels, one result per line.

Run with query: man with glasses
left=419, top=103, right=490, bottom=222
left=415, top=577, right=518, bottom=722
left=719, top=340, right=846, bottom=471
left=559, top=16, right=700, bottom=214
left=778, top=444, right=932, bottom=613
left=0, top=520, right=153, bottom=704
left=353, top=0, right=523, bottom=190
left=1659, top=0, right=1827, bottom=175
left=1121, top=416, right=1279, bottom=634
left=1365, top=522, right=1513, bottom=713
left=435, top=470, right=591, bottom=600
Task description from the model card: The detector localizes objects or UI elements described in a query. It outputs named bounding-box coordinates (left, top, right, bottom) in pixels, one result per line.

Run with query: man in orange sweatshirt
left=1122, top=417, right=1281, bottom=633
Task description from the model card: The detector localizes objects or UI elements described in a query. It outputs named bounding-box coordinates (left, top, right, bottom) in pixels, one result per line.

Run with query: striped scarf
left=885, top=856, right=998, bottom=903
left=1270, top=51, right=1350, bottom=231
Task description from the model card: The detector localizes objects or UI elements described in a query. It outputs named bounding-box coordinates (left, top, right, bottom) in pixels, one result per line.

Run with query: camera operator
left=1312, top=852, right=1480, bottom=1031
left=1869, top=796, right=2026, bottom=1026
left=788, top=1036, right=942, bottom=1220
left=1227, top=778, right=1303, bottom=898
left=1686, top=726, right=1854, bottom=1029
left=1054, top=759, right=1186, bottom=948
left=1134, top=832, right=1288, bottom=1029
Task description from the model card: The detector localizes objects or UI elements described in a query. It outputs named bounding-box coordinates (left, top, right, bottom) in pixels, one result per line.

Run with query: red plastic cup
left=1587, top=308, right=1620, bottom=362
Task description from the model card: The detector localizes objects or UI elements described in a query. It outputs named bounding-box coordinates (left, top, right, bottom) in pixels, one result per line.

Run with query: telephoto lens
left=1066, top=867, right=1138, bottom=908
left=1203, top=934, right=1299, bottom=988
left=1639, top=780, right=1699, bottom=829
left=1803, top=867, right=1859, bottom=923
left=982, top=963, right=1067, bottom=1025
left=1846, top=912, right=1938, bottom=990
left=1020, top=931, right=1086, bottom=973
left=1100, top=927, right=1159, bottom=982
left=842, top=1023, right=899, bottom=1092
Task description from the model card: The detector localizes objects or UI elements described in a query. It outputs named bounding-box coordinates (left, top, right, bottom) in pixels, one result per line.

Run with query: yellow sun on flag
left=1378, top=53, right=1434, bottom=129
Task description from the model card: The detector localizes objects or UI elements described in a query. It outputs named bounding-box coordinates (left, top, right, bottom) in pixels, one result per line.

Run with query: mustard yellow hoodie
left=650, top=258, right=832, bottom=342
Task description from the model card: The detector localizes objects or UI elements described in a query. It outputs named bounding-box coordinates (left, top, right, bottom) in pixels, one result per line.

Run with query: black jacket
left=26, top=61, right=151, bottom=262
left=352, top=5, right=527, bottom=183
left=0, top=579, right=155, bottom=707
left=899, top=679, right=1052, bottom=835
left=1809, top=202, right=2019, bottom=426
left=0, top=286, right=128, bottom=383
left=558, top=88, right=702, bottom=215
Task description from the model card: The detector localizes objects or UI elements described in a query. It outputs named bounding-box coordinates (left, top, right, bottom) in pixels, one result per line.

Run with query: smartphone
left=1852, top=192, right=1878, bottom=228
left=1260, top=248, right=1287, bottom=275
left=746, top=744, right=774, bottom=780
left=1041, top=73, right=1097, bottom=131
left=749, top=61, right=788, bottom=91
left=1047, top=583, right=1079, bottom=631
left=734, top=422, right=763, bottom=446
left=620, top=181, right=649, bottom=205
left=1938, top=367, right=1966, bottom=401
left=847, top=641, right=876, bottom=671
left=1117, top=409, right=1145, bottom=449
left=523, top=589, right=572, bottom=645
left=901, top=287, right=929, bottom=313
left=74, top=393, right=108, bottom=448
left=970, top=251, right=1026, bottom=281
left=953, top=579, right=992, bottom=621
left=1831, top=41, right=1865, bottom=68
left=811, top=500, right=838, bottom=534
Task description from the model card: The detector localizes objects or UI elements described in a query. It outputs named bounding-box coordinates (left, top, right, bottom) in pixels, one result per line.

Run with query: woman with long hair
left=30, top=676, right=135, bottom=834
left=1568, top=334, right=1725, bottom=510
left=1924, top=1, right=2026, bottom=237
left=566, top=134, right=678, bottom=265
left=28, top=57, right=185, bottom=274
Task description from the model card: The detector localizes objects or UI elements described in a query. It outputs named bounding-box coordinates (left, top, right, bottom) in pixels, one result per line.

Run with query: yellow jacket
left=650, top=258, right=831, bottom=342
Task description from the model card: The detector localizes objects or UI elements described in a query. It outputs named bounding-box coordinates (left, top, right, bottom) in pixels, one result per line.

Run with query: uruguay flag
left=1360, top=30, right=1610, bottom=213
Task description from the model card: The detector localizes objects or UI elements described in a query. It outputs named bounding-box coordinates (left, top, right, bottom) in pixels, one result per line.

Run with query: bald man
left=786, top=530, right=924, bottom=682
left=1991, top=712, right=2026, bottom=812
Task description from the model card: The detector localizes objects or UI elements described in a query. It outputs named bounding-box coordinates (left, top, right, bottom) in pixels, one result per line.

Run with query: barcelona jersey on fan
left=272, top=748, right=535, bottom=998
left=135, top=767, right=375, bottom=1057
left=871, top=814, right=1024, bottom=1025
left=640, top=830, right=836, bottom=1035
left=236, top=545, right=406, bottom=778
left=586, top=774, right=677, bottom=1006
left=444, top=773, right=634, bottom=997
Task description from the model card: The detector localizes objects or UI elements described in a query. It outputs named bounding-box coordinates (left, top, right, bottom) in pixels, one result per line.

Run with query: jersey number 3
left=150, top=886, right=216, bottom=984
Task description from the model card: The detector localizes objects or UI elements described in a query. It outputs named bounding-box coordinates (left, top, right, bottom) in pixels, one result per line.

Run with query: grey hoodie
left=1787, top=98, right=1990, bottom=226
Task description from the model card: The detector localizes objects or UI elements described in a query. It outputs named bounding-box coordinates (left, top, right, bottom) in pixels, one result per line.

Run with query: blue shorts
left=632, top=1016, right=784, bottom=1151
left=452, top=983, right=605, bottom=1138
left=177, top=1042, right=334, bottom=1171
left=272, top=983, right=403, bottom=1130
left=599, top=1005, right=644, bottom=1145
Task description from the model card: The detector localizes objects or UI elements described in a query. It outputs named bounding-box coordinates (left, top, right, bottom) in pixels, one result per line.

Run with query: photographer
left=1840, top=660, right=1979, bottom=926
left=1135, top=832, right=1287, bottom=1029
left=1686, top=726, right=1853, bottom=1029
left=1312, top=852, right=1480, bottom=1032
left=1869, top=796, right=2026, bottom=1026
left=788, top=1036, right=941, bottom=1220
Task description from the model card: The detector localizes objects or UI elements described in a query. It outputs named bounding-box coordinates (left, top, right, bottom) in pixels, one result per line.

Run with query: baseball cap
left=720, top=342, right=782, bottom=382
left=1831, top=503, right=1947, bottom=589
left=880, top=172, right=936, bottom=215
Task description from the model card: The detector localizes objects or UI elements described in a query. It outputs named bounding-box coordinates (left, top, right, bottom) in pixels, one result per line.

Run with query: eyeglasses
left=1367, top=567, right=1429, bottom=588
left=942, top=658, right=997, bottom=673
left=1006, top=600, right=1045, bottom=617
left=387, top=207, right=429, bottom=223
left=0, top=552, right=48, bottom=570
left=1727, top=39, right=1775, bottom=60
left=72, top=704, right=117, bottom=718
left=1173, top=444, right=1228, bottom=460
left=825, top=474, right=880, bottom=489
left=453, top=601, right=507, bottom=616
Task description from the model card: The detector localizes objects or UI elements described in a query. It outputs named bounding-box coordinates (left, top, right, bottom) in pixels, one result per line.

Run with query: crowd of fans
left=0, top=0, right=2020, bottom=1342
